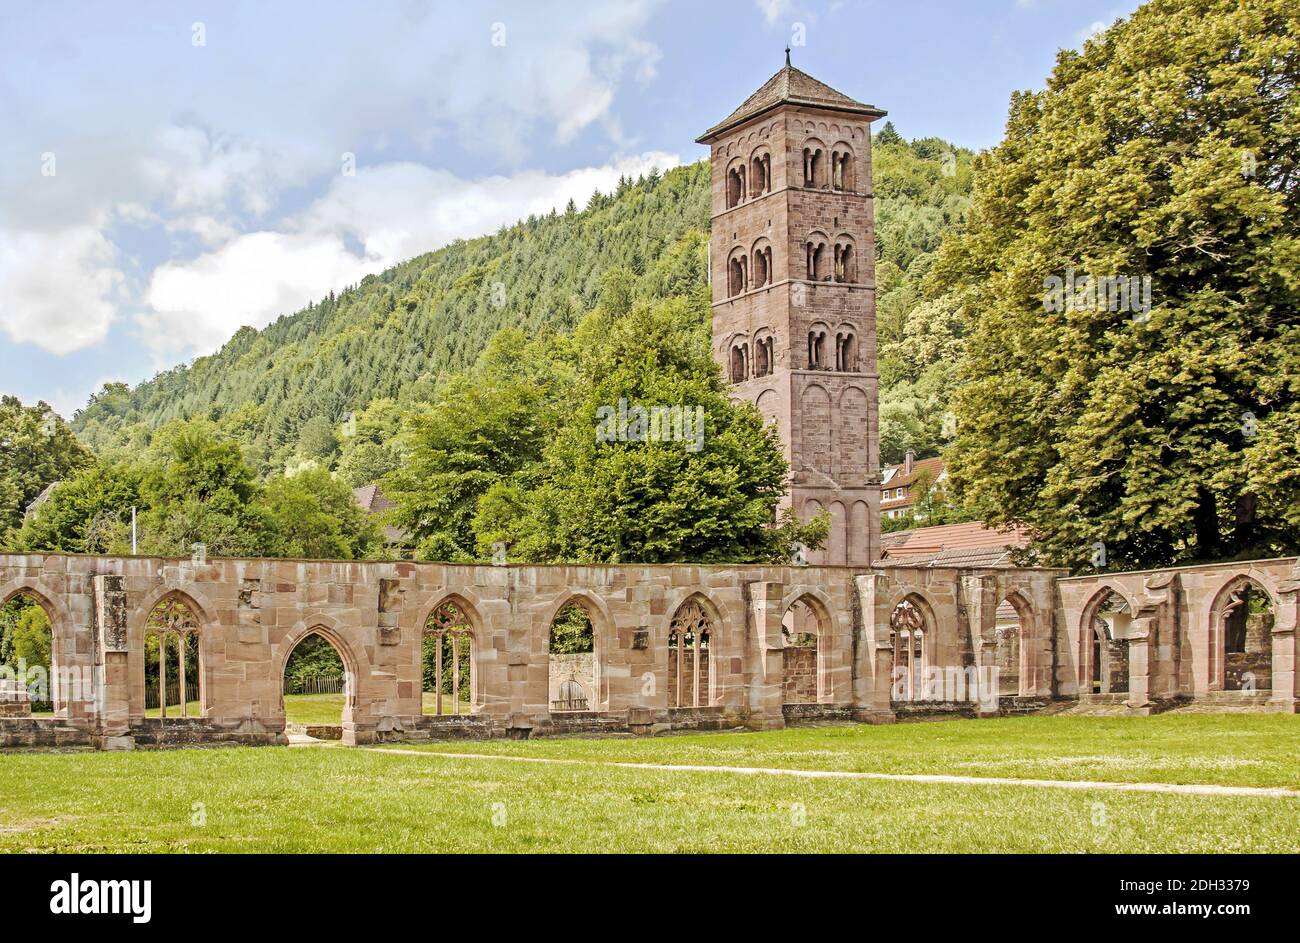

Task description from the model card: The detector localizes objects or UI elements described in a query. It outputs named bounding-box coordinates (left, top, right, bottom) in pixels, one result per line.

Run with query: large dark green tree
left=0, top=396, right=93, bottom=537
left=935, top=0, right=1300, bottom=571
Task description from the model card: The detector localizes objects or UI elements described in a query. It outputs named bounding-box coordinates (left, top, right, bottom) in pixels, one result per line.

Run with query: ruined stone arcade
left=1, top=552, right=1295, bottom=750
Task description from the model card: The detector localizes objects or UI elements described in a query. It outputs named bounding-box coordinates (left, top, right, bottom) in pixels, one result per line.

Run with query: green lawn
left=394, top=713, right=1300, bottom=789
left=0, top=714, right=1293, bottom=852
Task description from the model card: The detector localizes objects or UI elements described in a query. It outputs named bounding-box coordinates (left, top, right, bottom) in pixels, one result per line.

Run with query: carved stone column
left=960, top=575, right=999, bottom=715
left=851, top=575, right=895, bottom=723
left=92, top=574, right=132, bottom=750
left=745, top=581, right=786, bottom=730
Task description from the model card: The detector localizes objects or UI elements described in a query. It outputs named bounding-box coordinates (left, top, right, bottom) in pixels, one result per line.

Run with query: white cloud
left=0, top=1, right=672, bottom=369
left=755, top=0, right=792, bottom=25
left=142, top=231, right=373, bottom=359
left=137, top=151, right=681, bottom=360
left=0, top=224, right=123, bottom=354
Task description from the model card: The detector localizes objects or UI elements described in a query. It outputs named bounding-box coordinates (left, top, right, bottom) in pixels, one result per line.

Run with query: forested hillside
left=71, top=137, right=974, bottom=475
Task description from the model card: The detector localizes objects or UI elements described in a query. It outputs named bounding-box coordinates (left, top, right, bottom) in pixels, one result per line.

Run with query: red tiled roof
left=879, top=521, right=1030, bottom=567
left=881, top=457, right=945, bottom=492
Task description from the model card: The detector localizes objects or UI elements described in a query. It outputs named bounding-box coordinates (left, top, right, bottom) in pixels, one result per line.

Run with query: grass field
left=0, top=714, right=1294, bottom=853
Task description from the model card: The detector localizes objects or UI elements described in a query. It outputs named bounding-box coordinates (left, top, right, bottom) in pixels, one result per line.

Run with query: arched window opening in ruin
left=889, top=598, right=928, bottom=702
left=144, top=595, right=203, bottom=721
left=831, top=148, right=855, bottom=190
left=667, top=599, right=713, bottom=708
left=282, top=631, right=348, bottom=729
left=1082, top=591, right=1130, bottom=695
left=781, top=597, right=827, bottom=704
left=994, top=594, right=1032, bottom=697
left=750, top=151, right=771, bottom=197
left=803, top=145, right=824, bottom=187
left=754, top=335, right=774, bottom=377
left=1210, top=578, right=1274, bottom=693
left=728, top=253, right=748, bottom=296
left=834, top=332, right=856, bottom=371
left=834, top=241, right=856, bottom=282
left=422, top=602, right=476, bottom=715
left=808, top=330, right=827, bottom=369
left=0, top=591, right=55, bottom=717
left=806, top=239, right=828, bottom=280
left=730, top=342, right=750, bottom=382
left=726, top=164, right=746, bottom=208
left=549, top=603, right=595, bottom=712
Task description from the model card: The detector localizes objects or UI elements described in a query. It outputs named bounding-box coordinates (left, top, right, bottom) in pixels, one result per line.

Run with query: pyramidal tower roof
left=697, top=51, right=885, bottom=143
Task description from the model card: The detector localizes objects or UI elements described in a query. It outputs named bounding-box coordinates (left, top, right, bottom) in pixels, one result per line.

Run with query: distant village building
left=352, top=483, right=408, bottom=548
left=23, top=481, right=60, bottom=522
left=880, top=450, right=946, bottom=521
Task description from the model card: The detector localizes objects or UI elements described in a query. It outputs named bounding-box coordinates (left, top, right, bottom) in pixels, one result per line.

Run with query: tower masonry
left=697, top=56, right=886, bottom=565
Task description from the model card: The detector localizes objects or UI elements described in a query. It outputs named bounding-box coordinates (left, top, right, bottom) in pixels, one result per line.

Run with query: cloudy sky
left=0, top=0, right=1140, bottom=418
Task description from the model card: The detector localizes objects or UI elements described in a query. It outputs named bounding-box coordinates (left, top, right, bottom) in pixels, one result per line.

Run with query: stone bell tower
left=697, top=53, right=885, bottom=565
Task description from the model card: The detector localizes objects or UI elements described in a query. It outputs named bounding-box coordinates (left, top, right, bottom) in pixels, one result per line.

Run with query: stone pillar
left=92, top=574, right=133, bottom=750
left=851, top=575, right=895, bottom=723
left=1125, top=617, right=1155, bottom=715
left=960, top=575, right=999, bottom=715
left=745, top=581, right=786, bottom=730
left=1268, top=564, right=1299, bottom=713
left=1127, top=573, right=1177, bottom=713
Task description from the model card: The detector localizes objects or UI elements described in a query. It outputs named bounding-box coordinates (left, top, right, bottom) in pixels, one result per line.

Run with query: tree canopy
left=934, top=0, right=1300, bottom=570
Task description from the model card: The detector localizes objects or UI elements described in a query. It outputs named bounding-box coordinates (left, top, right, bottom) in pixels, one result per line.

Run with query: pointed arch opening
left=422, top=600, right=478, bottom=715
left=781, top=595, right=830, bottom=703
left=994, top=592, right=1034, bottom=697
left=1208, top=577, right=1274, bottom=693
left=143, top=594, right=204, bottom=721
left=282, top=630, right=350, bottom=728
left=549, top=601, right=597, bottom=712
left=667, top=596, right=715, bottom=708
left=0, top=590, right=56, bottom=717
left=889, top=595, right=931, bottom=702
left=1079, top=589, right=1131, bottom=695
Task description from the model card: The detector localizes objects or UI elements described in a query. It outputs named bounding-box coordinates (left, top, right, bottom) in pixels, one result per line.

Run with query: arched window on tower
left=831, top=146, right=855, bottom=191
left=808, top=329, right=827, bottom=369
left=835, top=331, right=856, bottom=371
left=752, top=245, right=772, bottom=288
left=728, top=252, right=748, bottom=297
left=834, top=239, right=856, bottom=283
left=750, top=151, right=771, bottom=198
left=730, top=342, right=750, bottom=383
left=754, top=335, right=774, bottom=377
left=803, top=144, right=825, bottom=188
left=726, top=164, right=747, bottom=209
left=806, top=237, right=828, bottom=281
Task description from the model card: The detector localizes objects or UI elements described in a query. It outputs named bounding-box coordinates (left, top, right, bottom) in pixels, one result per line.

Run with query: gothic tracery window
left=145, top=595, right=202, bottom=721
left=889, top=599, right=927, bottom=702
left=423, top=602, right=475, bottom=715
left=667, top=600, right=713, bottom=708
